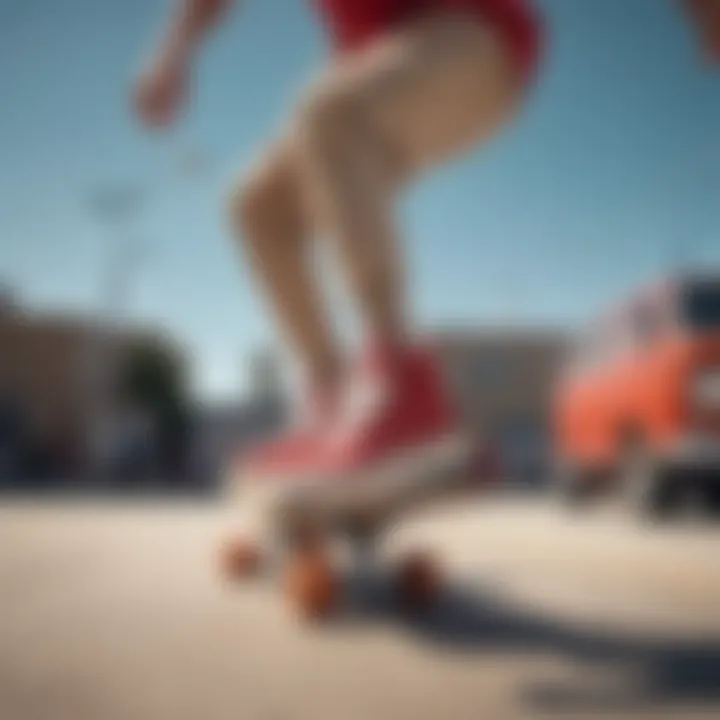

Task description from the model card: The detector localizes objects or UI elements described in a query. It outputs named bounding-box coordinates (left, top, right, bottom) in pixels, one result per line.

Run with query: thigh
left=309, top=12, right=525, bottom=177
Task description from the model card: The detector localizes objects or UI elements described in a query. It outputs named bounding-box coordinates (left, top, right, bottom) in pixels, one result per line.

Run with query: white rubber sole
left=237, top=433, right=474, bottom=533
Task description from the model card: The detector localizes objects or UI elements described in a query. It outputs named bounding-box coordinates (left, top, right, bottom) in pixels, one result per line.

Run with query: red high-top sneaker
left=312, top=342, right=471, bottom=503
left=237, top=383, right=339, bottom=484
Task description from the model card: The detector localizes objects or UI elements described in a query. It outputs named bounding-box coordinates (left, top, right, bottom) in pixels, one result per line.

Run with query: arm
left=134, top=0, right=235, bottom=128
left=156, top=0, right=233, bottom=65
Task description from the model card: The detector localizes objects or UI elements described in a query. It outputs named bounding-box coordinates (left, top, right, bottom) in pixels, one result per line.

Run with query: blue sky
left=0, top=0, right=718, bottom=398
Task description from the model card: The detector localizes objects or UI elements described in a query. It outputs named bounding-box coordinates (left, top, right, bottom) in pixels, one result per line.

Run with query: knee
left=228, top=158, right=293, bottom=243
left=227, top=172, right=268, bottom=240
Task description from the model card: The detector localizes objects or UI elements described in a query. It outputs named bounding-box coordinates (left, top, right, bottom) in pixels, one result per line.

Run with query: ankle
left=307, top=358, right=344, bottom=399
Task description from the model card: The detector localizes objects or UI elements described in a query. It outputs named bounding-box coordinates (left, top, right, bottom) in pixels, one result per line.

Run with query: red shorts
left=314, top=0, right=543, bottom=82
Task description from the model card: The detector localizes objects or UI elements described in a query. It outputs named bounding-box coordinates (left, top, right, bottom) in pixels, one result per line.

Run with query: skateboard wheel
left=218, top=536, right=263, bottom=580
left=284, top=549, right=339, bottom=621
left=394, top=551, right=442, bottom=612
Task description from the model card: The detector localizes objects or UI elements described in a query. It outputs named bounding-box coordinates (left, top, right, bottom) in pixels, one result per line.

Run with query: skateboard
left=219, top=436, right=486, bottom=621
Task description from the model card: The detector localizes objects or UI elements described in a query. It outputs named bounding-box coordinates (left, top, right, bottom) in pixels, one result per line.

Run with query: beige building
left=433, top=327, right=567, bottom=479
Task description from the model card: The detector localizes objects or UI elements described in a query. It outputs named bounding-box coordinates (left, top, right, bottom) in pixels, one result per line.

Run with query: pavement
left=1, top=495, right=719, bottom=720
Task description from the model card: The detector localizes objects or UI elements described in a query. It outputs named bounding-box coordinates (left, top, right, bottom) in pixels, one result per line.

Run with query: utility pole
left=86, top=184, right=147, bottom=479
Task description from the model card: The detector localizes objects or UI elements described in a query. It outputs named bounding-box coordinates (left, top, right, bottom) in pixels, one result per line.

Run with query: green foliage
left=118, top=337, right=189, bottom=424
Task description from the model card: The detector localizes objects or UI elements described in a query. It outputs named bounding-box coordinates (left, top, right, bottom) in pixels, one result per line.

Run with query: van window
left=682, top=282, right=720, bottom=331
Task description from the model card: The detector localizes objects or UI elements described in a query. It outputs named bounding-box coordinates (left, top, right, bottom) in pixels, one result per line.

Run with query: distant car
left=554, top=274, right=720, bottom=517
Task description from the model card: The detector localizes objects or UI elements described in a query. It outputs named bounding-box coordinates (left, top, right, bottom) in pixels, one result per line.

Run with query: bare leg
left=229, top=144, right=342, bottom=390
left=292, top=13, right=525, bottom=345
left=230, top=14, right=525, bottom=400
left=293, top=101, right=406, bottom=345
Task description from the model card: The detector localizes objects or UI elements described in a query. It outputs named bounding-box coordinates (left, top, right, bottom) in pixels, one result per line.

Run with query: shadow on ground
left=341, top=575, right=720, bottom=715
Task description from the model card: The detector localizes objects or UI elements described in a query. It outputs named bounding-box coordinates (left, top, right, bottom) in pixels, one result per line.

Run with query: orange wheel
left=284, top=548, right=339, bottom=621
left=218, top=536, right=264, bottom=581
left=395, top=551, right=442, bottom=612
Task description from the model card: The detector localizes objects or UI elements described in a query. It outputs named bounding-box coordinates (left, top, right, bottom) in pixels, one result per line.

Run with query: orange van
left=554, top=274, right=720, bottom=516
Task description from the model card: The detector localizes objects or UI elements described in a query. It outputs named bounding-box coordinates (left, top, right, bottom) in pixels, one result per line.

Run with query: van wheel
left=555, top=461, right=595, bottom=509
left=706, top=483, right=720, bottom=516
left=622, top=447, right=679, bottom=521
left=687, top=478, right=720, bottom=519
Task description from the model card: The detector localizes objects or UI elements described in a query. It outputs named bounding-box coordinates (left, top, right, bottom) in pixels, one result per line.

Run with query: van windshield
left=682, top=282, right=720, bottom=331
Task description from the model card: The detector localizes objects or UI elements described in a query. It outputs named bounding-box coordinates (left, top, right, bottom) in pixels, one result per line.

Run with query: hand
left=684, top=0, right=720, bottom=64
left=134, top=52, right=191, bottom=128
